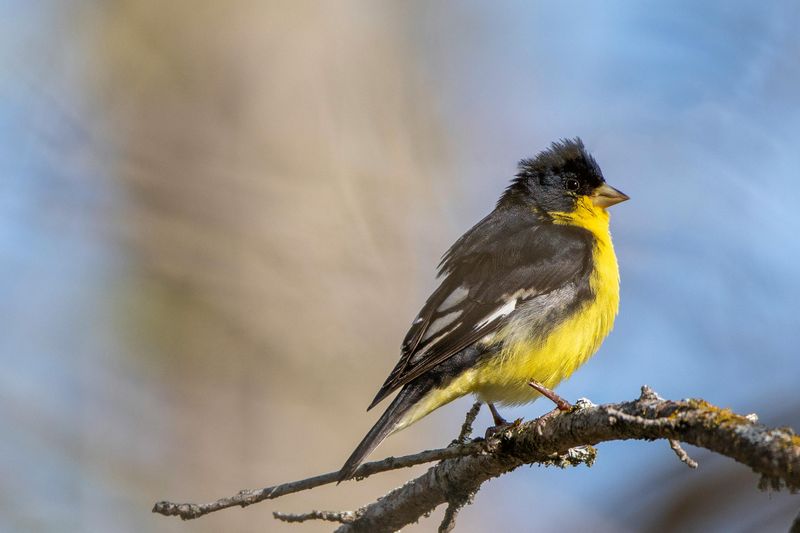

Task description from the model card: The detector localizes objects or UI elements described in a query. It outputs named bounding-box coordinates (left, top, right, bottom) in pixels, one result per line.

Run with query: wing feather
left=368, top=206, right=593, bottom=410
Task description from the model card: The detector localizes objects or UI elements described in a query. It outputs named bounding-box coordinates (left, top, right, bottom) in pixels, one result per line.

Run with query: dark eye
left=564, top=178, right=580, bottom=191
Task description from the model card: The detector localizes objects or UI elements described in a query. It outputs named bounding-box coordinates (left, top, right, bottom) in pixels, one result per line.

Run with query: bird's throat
left=549, top=196, right=611, bottom=235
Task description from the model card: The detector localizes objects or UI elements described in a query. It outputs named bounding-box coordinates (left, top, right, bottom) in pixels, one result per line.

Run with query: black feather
left=500, top=137, right=605, bottom=212
left=342, top=138, right=604, bottom=476
left=368, top=204, right=594, bottom=410
left=338, top=380, right=433, bottom=482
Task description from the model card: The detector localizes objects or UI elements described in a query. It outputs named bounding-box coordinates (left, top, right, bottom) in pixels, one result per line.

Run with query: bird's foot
left=487, top=402, right=508, bottom=426
left=484, top=417, right=523, bottom=439
left=528, top=380, right=572, bottom=411
left=485, top=402, right=522, bottom=438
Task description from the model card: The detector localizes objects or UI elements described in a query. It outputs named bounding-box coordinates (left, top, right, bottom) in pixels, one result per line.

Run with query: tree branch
left=152, top=441, right=486, bottom=520
left=668, top=438, right=699, bottom=469
left=440, top=402, right=483, bottom=532
left=332, top=387, right=799, bottom=532
left=454, top=401, right=482, bottom=444
left=153, top=386, right=800, bottom=531
left=790, top=508, right=800, bottom=533
left=273, top=510, right=357, bottom=524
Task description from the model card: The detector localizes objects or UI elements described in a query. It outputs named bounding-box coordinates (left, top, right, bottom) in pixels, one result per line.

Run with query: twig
left=604, top=406, right=678, bottom=429
left=152, top=441, right=486, bottom=520
left=438, top=496, right=468, bottom=533
left=790, top=508, right=800, bottom=533
left=273, top=510, right=357, bottom=524
left=154, top=386, right=800, bottom=531
left=438, top=483, right=479, bottom=533
left=332, top=388, right=799, bottom=533
left=454, top=402, right=482, bottom=444
left=668, top=439, right=699, bottom=469
left=439, top=403, right=484, bottom=532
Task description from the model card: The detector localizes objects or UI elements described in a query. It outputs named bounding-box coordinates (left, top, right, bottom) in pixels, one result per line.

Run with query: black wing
left=368, top=206, right=593, bottom=410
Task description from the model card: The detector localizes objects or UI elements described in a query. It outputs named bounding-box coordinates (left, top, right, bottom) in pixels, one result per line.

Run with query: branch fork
left=153, top=386, right=800, bottom=532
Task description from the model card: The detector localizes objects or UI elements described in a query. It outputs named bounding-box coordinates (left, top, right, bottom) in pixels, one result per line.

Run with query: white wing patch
left=502, top=287, right=539, bottom=301
left=476, top=298, right=517, bottom=329
left=437, top=285, right=469, bottom=312
left=422, top=310, right=462, bottom=341
left=410, top=331, right=451, bottom=363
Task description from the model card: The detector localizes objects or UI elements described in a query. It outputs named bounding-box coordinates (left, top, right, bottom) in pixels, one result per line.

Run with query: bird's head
left=500, top=138, right=628, bottom=219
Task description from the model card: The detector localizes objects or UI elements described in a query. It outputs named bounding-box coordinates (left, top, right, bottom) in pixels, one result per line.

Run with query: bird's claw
left=484, top=417, right=523, bottom=439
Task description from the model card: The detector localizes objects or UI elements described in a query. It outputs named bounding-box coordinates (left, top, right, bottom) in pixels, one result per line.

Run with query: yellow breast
left=393, top=198, right=620, bottom=430
left=473, top=197, right=620, bottom=405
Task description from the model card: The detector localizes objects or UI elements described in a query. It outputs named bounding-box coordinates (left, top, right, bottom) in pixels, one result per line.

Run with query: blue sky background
left=406, top=3, right=800, bottom=530
left=2, top=2, right=799, bottom=532
left=421, top=0, right=800, bottom=411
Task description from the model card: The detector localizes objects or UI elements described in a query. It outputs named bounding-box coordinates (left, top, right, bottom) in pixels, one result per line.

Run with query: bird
left=338, top=138, right=628, bottom=482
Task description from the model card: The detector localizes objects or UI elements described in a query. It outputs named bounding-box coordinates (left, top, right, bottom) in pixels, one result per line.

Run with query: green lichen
left=778, top=432, right=800, bottom=456
left=687, top=399, right=753, bottom=428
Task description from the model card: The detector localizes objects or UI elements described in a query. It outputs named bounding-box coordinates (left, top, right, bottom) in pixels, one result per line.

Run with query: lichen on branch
left=153, top=386, right=800, bottom=532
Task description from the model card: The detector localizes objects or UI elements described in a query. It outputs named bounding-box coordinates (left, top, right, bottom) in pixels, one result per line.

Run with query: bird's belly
left=475, top=244, right=619, bottom=406
left=395, top=230, right=619, bottom=427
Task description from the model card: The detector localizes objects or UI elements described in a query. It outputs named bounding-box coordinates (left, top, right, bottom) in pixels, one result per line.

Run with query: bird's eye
left=564, top=178, right=580, bottom=191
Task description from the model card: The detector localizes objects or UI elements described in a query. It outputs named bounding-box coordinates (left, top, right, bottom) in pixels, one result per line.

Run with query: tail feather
left=337, top=382, right=429, bottom=483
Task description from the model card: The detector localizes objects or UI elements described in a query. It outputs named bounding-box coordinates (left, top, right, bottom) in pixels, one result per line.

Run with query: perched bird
left=338, top=138, right=628, bottom=481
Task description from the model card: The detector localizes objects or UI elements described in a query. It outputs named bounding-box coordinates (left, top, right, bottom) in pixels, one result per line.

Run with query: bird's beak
left=591, top=183, right=629, bottom=208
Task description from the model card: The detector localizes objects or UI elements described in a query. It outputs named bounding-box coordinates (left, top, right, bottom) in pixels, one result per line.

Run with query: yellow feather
left=394, top=196, right=619, bottom=430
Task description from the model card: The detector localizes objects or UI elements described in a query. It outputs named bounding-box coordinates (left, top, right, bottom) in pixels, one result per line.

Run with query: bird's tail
left=337, top=381, right=430, bottom=483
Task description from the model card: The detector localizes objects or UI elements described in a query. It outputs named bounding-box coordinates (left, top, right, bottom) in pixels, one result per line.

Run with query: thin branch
left=438, top=482, right=481, bottom=533
left=438, top=505, right=457, bottom=533
left=438, top=496, right=467, bottom=533
left=454, top=402, right=482, bottom=444
left=154, top=386, right=800, bottom=531
left=266, top=404, right=487, bottom=532
left=273, top=510, right=357, bottom=524
left=440, top=402, right=483, bottom=532
left=790, top=508, right=800, bottom=533
left=152, top=441, right=486, bottom=520
left=332, top=387, right=800, bottom=532
left=668, top=439, right=699, bottom=469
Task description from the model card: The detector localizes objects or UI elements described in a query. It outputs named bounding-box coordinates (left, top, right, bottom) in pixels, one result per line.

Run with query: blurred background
left=2, top=1, right=800, bottom=532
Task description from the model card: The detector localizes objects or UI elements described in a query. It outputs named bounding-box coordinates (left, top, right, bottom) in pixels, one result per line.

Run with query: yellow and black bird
left=338, top=138, right=628, bottom=481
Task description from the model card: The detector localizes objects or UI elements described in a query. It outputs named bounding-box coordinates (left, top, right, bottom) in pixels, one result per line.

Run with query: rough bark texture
left=790, top=509, right=800, bottom=533
left=333, top=389, right=799, bottom=532
left=154, top=387, right=800, bottom=532
left=151, top=443, right=484, bottom=519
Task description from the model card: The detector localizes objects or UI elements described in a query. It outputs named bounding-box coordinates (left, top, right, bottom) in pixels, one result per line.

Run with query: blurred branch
left=152, top=441, right=486, bottom=520
left=270, top=404, right=486, bottom=532
left=668, top=439, right=699, bottom=469
left=273, top=510, right=357, bottom=524
left=440, top=403, right=483, bottom=532
left=153, top=386, right=800, bottom=531
left=454, top=401, right=482, bottom=444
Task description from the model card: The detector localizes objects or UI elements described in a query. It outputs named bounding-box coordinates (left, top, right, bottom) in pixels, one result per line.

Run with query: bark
left=153, top=387, right=800, bottom=532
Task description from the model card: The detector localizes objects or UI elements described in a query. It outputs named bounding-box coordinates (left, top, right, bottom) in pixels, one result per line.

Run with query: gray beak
left=591, top=183, right=630, bottom=208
